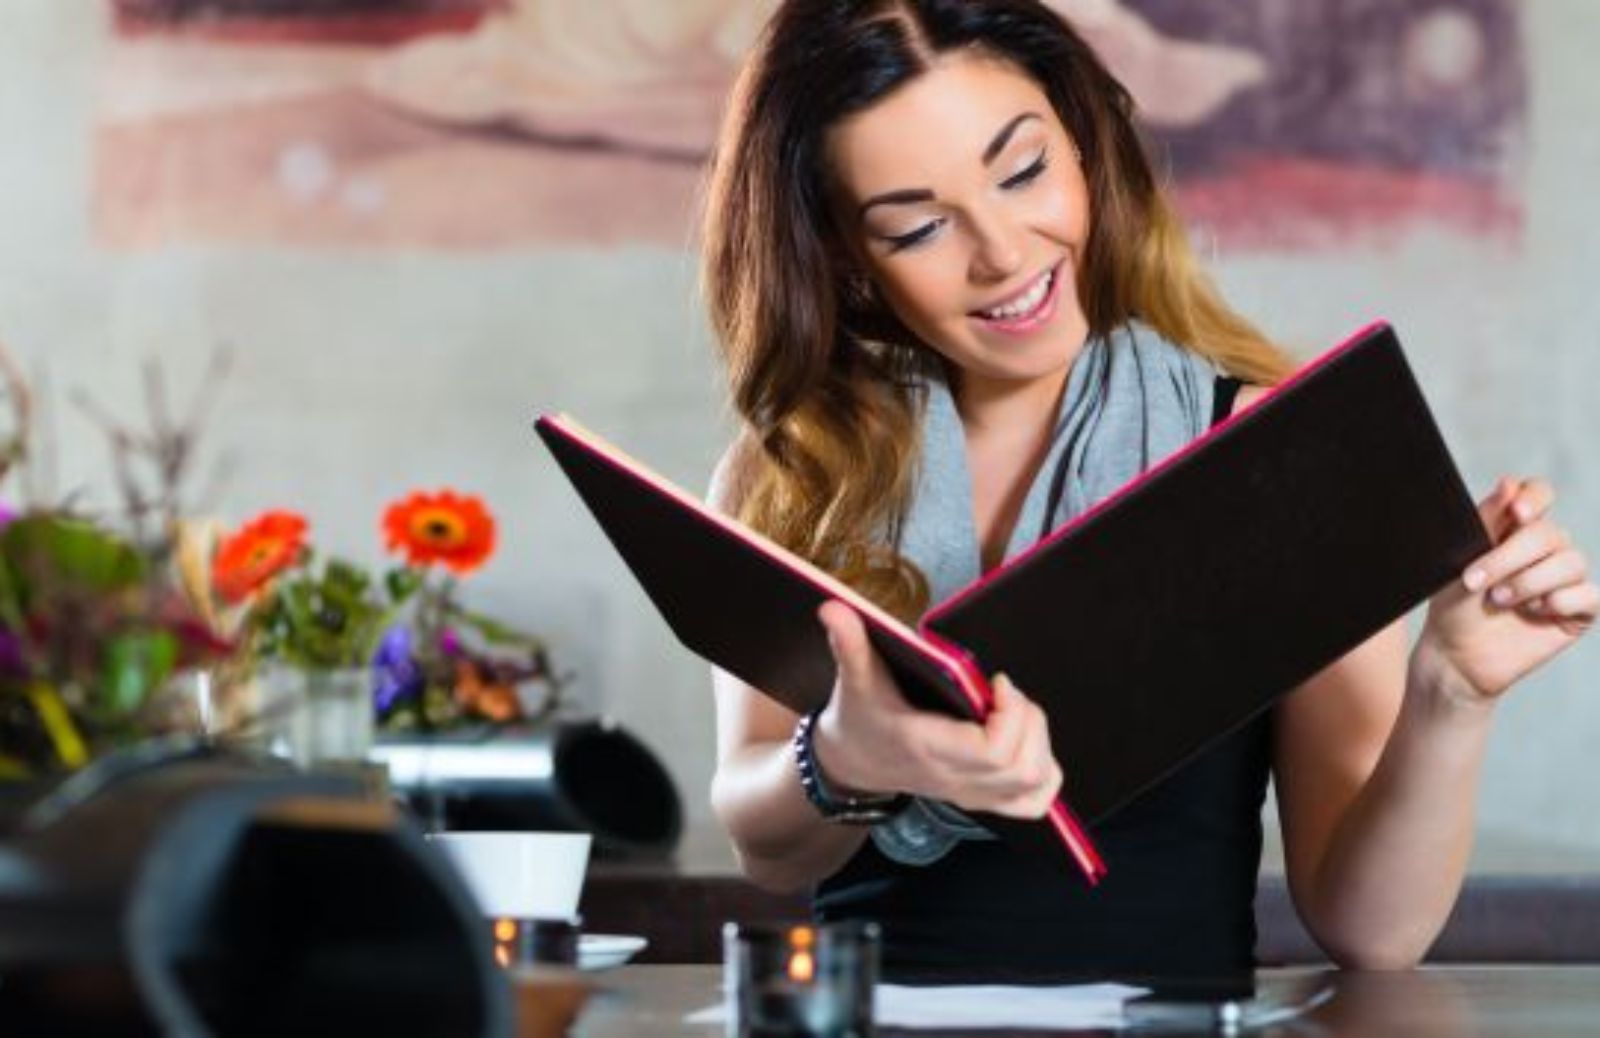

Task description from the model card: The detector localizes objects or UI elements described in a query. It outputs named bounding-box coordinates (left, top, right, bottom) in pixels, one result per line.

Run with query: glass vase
left=263, top=666, right=376, bottom=770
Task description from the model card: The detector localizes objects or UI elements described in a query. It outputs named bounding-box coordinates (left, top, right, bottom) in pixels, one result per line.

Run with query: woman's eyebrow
left=857, top=111, right=1044, bottom=219
left=858, top=187, right=935, bottom=218
left=981, top=111, right=1042, bottom=165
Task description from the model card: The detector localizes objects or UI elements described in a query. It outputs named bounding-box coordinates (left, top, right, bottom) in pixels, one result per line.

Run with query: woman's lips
left=970, top=262, right=1063, bottom=335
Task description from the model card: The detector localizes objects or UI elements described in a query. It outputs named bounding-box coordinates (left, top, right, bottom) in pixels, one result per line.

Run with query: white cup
left=427, top=831, right=592, bottom=920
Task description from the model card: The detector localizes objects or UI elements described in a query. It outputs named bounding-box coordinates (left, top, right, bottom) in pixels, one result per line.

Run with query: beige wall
left=2, top=2, right=1596, bottom=851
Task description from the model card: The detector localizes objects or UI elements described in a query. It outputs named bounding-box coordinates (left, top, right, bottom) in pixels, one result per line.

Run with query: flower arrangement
left=213, top=509, right=396, bottom=672
left=0, top=341, right=237, bottom=776
left=0, top=336, right=564, bottom=779
left=0, top=509, right=237, bottom=775
left=212, top=490, right=565, bottom=735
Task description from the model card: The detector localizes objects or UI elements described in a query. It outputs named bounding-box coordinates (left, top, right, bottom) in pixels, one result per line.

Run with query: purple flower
left=0, top=503, right=15, bottom=528
left=371, top=624, right=424, bottom=714
left=0, top=628, right=26, bottom=677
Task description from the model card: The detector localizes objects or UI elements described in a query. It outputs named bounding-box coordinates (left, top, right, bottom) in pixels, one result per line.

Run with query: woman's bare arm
left=1257, top=378, right=1596, bottom=968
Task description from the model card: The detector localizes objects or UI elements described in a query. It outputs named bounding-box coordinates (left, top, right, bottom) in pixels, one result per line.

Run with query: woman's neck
left=949, top=349, right=1081, bottom=445
left=954, top=371, right=1063, bottom=436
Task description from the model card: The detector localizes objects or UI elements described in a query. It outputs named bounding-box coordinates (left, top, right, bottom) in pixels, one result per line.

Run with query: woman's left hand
left=1420, top=476, right=1597, bottom=702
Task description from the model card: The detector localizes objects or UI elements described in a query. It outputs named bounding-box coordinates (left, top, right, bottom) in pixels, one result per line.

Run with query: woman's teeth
left=979, top=269, right=1053, bottom=321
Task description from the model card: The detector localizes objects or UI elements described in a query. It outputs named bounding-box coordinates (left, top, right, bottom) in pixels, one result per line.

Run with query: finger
left=1019, top=705, right=1062, bottom=796
left=899, top=706, right=992, bottom=771
left=817, top=601, right=895, bottom=704
left=1508, top=477, right=1555, bottom=525
left=1462, top=519, right=1568, bottom=593
left=991, top=760, right=1063, bottom=819
left=975, top=674, right=1030, bottom=773
left=968, top=688, right=1058, bottom=797
left=990, top=795, right=1051, bottom=820
left=1028, top=725, right=1065, bottom=805
left=920, top=691, right=1024, bottom=775
left=1542, top=581, right=1600, bottom=623
left=1475, top=476, right=1522, bottom=541
left=1488, top=548, right=1589, bottom=609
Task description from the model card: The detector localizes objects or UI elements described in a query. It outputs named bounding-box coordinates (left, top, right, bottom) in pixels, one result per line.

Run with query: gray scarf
left=872, top=321, right=1217, bottom=866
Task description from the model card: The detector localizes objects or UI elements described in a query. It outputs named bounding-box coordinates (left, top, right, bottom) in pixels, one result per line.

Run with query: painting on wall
left=95, top=0, right=1525, bottom=251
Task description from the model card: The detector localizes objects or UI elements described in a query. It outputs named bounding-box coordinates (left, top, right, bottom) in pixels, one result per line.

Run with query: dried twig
left=69, top=345, right=233, bottom=552
left=0, top=334, right=31, bottom=487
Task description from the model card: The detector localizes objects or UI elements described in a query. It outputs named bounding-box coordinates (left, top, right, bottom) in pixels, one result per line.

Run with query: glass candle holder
left=723, top=921, right=879, bottom=1037
left=491, top=916, right=581, bottom=969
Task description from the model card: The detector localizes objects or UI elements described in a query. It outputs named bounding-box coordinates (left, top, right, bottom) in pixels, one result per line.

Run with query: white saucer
left=579, top=933, right=648, bottom=971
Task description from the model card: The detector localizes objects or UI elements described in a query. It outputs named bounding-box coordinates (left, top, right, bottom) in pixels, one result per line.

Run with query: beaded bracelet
left=792, top=710, right=909, bottom=825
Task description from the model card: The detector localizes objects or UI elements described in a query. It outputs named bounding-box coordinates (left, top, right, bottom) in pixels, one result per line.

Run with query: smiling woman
left=702, top=0, right=1291, bottom=625
left=697, top=0, right=1595, bottom=984
left=828, top=60, right=1093, bottom=394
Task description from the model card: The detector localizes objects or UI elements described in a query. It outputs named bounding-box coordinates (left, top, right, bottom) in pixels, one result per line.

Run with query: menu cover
left=534, top=322, right=1490, bottom=885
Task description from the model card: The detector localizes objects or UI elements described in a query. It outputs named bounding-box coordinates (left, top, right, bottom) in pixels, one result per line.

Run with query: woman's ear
left=822, top=231, right=874, bottom=306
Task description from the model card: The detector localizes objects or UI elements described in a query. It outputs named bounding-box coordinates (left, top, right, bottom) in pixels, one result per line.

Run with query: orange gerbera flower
left=212, top=510, right=309, bottom=603
left=382, top=490, right=496, bottom=574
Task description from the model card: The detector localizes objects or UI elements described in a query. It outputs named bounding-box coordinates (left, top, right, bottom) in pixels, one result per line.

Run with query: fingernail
left=1464, top=568, right=1487, bottom=591
left=1491, top=585, right=1513, bottom=605
left=1515, top=500, right=1534, bottom=520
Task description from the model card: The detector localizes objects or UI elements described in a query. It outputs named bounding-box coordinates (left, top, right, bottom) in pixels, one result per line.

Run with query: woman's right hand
left=811, top=600, right=1063, bottom=819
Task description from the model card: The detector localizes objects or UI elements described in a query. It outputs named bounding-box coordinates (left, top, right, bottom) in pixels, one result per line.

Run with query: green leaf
left=2, top=515, right=147, bottom=593
left=384, top=566, right=424, bottom=604
left=324, top=557, right=371, bottom=596
left=99, top=629, right=179, bottom=716
left=0, top=554, right=27, bottom=631
left=240, top=556, right=397, bottom=669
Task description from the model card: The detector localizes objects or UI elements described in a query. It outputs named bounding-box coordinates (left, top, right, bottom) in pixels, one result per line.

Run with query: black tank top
left=813, top=376, right=1271, bottom=982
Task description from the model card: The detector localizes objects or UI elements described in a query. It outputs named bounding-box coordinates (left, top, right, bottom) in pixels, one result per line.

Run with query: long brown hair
left=701, top=0, right=1294, bottom=620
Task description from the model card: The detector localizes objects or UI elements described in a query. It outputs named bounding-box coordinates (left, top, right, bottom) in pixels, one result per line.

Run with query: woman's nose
left=966, top=209, right=1026, bottom=283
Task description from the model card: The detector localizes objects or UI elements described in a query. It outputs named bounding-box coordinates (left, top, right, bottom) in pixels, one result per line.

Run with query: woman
left=701, top=0, right=1594, bottom=981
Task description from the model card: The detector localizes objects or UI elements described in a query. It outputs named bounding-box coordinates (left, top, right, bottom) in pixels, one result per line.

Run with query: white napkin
left=685, top=981, right=1148, bottom=1030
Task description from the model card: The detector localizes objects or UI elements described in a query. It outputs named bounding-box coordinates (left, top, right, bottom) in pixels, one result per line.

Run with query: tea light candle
left=491, top=916, right=581, bottom=968
left=724, top=921, right=879, bottom=1037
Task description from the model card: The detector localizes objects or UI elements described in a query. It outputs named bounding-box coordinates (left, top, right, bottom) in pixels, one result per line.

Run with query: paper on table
left=685, top=981, right=1149, bottom=1030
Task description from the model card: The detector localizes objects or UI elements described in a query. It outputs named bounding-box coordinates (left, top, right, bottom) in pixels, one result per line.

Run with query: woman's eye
left=884, top=219, right=944, bottom=252
left=1001, top=152, right=1048, bottom=190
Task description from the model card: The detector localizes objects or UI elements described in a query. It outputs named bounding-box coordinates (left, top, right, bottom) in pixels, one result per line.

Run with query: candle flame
left=495, top=944, right=512, bottom=968
left=787, top=950, right=815, bottom=982
left=494, top=918, right=518, bottom=942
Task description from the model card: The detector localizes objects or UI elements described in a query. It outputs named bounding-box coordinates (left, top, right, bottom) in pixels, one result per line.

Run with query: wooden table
left=582, top=827, right=1600, bottom=965
left=567, top=964, right=1600, bottom=1036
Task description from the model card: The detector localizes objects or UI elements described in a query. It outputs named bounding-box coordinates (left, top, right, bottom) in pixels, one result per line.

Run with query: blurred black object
left=0, top=741, right=512, bottom=1036
left=374, top=718, right=683, bottom=858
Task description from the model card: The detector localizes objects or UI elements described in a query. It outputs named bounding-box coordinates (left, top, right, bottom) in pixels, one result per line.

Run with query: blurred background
left=0, top=0, right=1594, bottom=850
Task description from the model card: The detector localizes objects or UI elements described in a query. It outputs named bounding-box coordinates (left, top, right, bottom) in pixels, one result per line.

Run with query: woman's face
left=827, top=52, right=1092, bottom=393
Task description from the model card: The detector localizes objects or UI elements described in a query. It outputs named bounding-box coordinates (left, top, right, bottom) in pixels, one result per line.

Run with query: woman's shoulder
left=1119, top=319, right=1275, bottom=413
left=1229, top=382, right=1271, bottom=417
left=707, top=431, right=761, bottom=514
